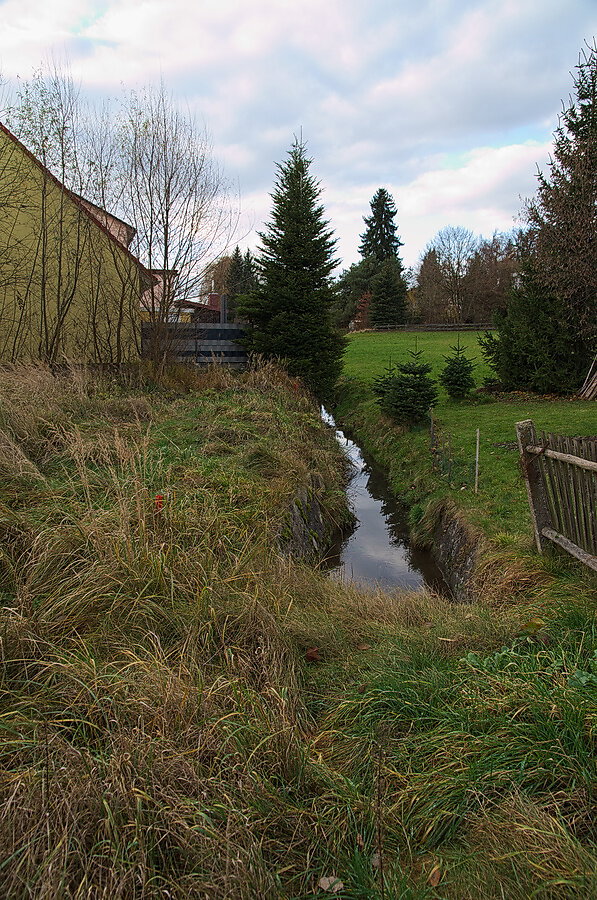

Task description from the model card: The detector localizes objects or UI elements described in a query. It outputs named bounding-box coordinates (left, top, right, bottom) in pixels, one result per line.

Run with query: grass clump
left=0, top=361, right=595, bottom=898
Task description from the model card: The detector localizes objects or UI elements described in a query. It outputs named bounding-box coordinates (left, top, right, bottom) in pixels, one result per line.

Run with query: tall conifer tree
left=240, top=139, right=344, bottom=399
left=482, top=44, right=597, bottom=393
left=526, top=42, right=597, bottom=342
left=354, top=187, right=408, bottom=327
left=359, top=188, right=403, bottom=260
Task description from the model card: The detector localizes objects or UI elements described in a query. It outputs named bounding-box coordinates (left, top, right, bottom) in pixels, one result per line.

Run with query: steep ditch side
left=333, top=380, right=486, bottom=601
left=279, top=474, right=342, bottom=561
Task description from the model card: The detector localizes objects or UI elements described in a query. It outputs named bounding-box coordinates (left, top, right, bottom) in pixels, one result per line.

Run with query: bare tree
left=463, top=232, right=517, bottom=321
left=1, top=69, right=236, bottom=367
left=115, top=85, right=237, bottom=364
left=428, top=225, right=479, bottom=322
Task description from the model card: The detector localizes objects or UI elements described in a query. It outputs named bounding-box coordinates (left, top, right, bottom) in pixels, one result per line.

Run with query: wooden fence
left=364, top=323, right=493, bottom=332
left=141, top=322, right=248, bottom=367
left=516, top=419, right=597, bottom=572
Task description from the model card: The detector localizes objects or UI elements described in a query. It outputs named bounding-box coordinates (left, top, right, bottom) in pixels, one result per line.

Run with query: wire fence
left=430, top=415, right=479, bottom=488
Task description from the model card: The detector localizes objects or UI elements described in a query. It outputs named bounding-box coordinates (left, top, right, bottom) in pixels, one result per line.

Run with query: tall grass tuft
left=0, top=363, right=594, bottom=898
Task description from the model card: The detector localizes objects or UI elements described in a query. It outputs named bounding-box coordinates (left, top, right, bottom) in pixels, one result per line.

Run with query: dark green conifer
left=359, top=188, right=403, bottom=260
left=372, top=350, right=438, bottom=424
left=369, top=258, right=407, bottom=328
left=439, top=340, right=476, bottom=399
left=239, top=139, right=344, bottom=399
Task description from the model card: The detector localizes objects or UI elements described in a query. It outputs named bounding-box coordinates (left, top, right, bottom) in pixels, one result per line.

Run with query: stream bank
left=321, top=409, right=447, bottom=594
left=332, top=380, right=486, bottom=601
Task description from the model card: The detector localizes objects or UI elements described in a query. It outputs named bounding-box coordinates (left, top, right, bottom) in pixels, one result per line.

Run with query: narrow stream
left=321, top=409, right=446, bottom=593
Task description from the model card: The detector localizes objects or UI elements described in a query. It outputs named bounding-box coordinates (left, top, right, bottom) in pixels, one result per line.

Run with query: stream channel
left=321, top=409, right=447, bottom=593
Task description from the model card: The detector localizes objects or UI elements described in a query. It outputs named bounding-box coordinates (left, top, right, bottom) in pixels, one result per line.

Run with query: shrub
left=372, top=350, right=438, bottom=424
left=439, top=340, right=476, bottom=399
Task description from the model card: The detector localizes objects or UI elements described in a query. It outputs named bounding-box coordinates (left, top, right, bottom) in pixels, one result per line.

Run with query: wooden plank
left=525, top=445, right=597, bottom=474
left=541, top=528, right=597, bottom=573
left=516, top=421, right=553, bottom=553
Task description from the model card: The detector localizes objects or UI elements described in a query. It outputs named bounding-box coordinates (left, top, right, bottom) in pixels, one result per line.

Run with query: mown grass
left=0, top=362, right=595, bottom=898
left=340, top=331, right=597, bottom=544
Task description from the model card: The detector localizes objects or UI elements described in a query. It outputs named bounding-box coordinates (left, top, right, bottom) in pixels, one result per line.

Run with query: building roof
left=0, top=121, right=154, bottom=288
left=72, top=193, right=137, bottom=247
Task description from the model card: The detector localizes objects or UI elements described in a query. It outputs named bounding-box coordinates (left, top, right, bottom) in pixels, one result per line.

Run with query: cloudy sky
left=1, top=0, right=596, bottom=270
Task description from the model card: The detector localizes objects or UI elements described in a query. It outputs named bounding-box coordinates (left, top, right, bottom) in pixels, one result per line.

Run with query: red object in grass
left=154, top=494, right=164, bottom=511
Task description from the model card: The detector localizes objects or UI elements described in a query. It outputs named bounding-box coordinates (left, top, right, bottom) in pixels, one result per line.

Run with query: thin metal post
left=474, top=428, right=480, bottom=494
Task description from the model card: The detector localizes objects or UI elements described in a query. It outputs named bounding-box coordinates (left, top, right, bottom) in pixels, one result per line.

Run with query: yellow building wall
left=0, top=128, right=143, bottom=365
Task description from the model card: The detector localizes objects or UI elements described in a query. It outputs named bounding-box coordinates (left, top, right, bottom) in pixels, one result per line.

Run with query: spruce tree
left=359, top=188, right=403, bottom=260
left=439, top=340, right=476, bottom=399
left=373, top=351, right=438, bottom=424
left=526, top=42, right=597, bottom=343
left=243, top=249, right=258, bottom=292
left=481, top=45, right=597, bottom=393
left=369, top=258, right=407, bottom=328
left=480, top=254, right=591, bottom=394
left=227, top=246, right=244, bottom=294
left=239, top=139, right=344, bottom=399
left=356, top=188, right=408, bottom=327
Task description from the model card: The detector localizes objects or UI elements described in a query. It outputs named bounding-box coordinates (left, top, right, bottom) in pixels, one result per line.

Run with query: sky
left=0, top=0, right=596, bottom=271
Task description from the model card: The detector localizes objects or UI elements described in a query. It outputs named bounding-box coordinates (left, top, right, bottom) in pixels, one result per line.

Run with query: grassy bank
left=0, top=363, right=595, bottom=898
left=339, top=331, right=597, bottom=546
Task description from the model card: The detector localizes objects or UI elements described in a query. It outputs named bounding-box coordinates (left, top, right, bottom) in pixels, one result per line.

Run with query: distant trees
left=239, top=139, right=344, bottom=399
left=224, top=246, right=258, bottom=321
left=482, top=43, right=597, bottom=393
left=414, top=229, right=516, bottom=324
left=334, top=187, right=407, bottom=328
left=369, top=259, right=407, bottom=328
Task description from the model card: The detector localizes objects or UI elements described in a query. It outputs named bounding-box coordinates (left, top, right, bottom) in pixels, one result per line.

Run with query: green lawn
left=340, top=331, right=597, bottom=544
left=343, top=329, right=494, bottom=389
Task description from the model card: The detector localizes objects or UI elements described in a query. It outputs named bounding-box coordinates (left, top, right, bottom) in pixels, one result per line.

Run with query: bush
left=439, top=341, right=476, bottom=399
left=372, top=350, right=438, bottom=424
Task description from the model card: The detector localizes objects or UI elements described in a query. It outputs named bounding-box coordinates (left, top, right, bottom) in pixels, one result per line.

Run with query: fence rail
left=516, top=419, right=597, bottom=572
left=365, top=323, right=493, bottom=332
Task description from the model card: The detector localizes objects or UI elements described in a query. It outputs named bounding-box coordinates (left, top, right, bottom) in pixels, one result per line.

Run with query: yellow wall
left=0, top=128, right=143, bottom=364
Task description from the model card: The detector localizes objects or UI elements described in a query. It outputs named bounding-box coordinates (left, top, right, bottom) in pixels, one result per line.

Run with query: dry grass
left=0, top=363, right=595, bottom=898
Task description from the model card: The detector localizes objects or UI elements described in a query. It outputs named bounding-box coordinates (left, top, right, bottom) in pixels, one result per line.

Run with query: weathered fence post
left=516, top=419, right=552, bottom=553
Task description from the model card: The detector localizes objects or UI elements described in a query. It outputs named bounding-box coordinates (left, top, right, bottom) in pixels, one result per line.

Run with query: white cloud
left=1, top=0, right=595, bottom=269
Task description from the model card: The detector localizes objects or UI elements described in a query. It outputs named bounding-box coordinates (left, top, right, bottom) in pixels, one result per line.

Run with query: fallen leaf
left=356, top=643, right=371, bottom=651
left=305, top=647, right=321, bottom=662
left=318, top=875, right=344, bottom=893
left=519, top=617, right=546, bottom=634
left=428, top=864, right=442, bottom=887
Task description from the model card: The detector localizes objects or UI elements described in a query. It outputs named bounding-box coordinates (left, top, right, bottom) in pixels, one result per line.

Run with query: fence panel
left=141, top=322, right=248, bottom=367
left=516, top=419, right=597, bottom=572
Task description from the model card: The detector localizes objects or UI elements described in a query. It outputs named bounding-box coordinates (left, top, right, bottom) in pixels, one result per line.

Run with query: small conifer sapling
left=439, top=340, right=476, bottom=399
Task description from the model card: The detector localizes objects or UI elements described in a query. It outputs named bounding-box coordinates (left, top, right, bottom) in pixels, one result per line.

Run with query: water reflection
left=322, top=409, right=446, bottom=593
